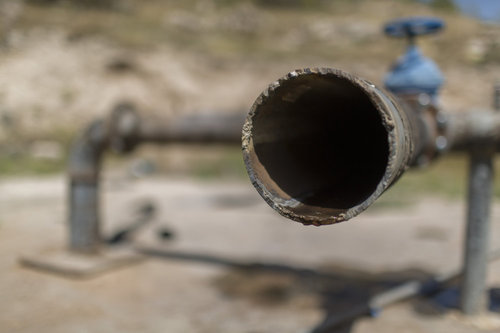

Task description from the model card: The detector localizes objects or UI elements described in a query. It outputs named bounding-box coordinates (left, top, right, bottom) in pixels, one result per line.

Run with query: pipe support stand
left=461, top=146, right=494, bottom=315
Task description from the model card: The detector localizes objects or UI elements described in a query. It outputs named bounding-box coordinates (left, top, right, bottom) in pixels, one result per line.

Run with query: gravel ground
left=1, top=175, right=500, bottom=332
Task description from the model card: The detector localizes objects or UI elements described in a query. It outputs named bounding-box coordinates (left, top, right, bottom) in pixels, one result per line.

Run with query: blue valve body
left=383, top=17, right=445, bottom=98
left=384, top=45, right=444, bottom=97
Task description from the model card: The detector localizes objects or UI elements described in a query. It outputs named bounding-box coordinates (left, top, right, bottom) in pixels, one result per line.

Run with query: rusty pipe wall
left=242, top=68, right=426, bottom=226
left=68, top=104, right=244, bottom=253
left=242, top=67, right=500, bottom=226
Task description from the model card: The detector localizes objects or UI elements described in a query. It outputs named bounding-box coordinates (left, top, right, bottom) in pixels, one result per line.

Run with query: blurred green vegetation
left=192, top=146, right=247, bottom=180
left=430, top=0, right=456, bottom=12
left=0, top=154, right=66, bottom=175
left=0, top=124, right=75, bottom=176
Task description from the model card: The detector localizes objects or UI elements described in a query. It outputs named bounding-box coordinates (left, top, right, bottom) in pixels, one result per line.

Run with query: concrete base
left=19, top=247, right=144, bottom=279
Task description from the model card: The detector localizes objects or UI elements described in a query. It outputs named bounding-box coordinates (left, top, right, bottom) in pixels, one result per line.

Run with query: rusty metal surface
left=242, top=68, right=423, bottom=226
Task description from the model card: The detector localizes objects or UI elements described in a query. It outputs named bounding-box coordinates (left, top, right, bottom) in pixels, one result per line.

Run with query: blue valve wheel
left=384, top=17, right=445, bottom=38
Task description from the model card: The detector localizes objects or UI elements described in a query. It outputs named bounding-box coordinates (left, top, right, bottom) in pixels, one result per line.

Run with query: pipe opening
left=248, top=72, right=389, bottom=221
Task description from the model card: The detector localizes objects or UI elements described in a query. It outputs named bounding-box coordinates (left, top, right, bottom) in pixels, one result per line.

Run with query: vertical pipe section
left=461, top=148, right=493, bottom=314
left=69, top=183, right=101, bottom=253
left=68, top=120, right=108, bottom=253
left=460, top=84, right=499, bottom=314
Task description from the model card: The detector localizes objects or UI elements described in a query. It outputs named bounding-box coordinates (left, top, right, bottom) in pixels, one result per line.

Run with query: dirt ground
left=2, top=175, right=500, bottom=333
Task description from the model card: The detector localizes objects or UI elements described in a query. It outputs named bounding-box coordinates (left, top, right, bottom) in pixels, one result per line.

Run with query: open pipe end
left=242, top=68, right=409, bottom=226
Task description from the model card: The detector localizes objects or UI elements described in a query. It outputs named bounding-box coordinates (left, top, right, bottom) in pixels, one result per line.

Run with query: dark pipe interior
left=252, top=74, right=389, bottom=212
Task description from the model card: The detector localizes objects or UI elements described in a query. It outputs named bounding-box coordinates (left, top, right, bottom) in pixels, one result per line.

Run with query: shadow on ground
left=137, top=247, right=459, bottom=333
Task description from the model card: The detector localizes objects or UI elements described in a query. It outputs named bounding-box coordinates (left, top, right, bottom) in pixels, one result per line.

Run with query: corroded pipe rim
left=242, top=68, right=413, bottom=226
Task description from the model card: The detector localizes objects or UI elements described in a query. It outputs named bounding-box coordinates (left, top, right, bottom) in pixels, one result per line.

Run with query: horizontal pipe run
left=446, top=112, right=500, bottom=151
left=137, top=112, right=245, bottom=144
left=68, top=105, right=244, bottom=253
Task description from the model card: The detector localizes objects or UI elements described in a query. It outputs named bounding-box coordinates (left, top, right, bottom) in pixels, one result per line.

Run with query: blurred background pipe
left=68, top=103, right=244, bottom=253
left=68, top=120, right=108, bottom=253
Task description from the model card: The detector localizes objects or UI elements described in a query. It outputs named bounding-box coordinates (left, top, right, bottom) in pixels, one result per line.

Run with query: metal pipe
left=68, top=120, right=108, bottom=253
left=446, top=112, right=500, bottom=151
left=459, top=83, right=500, bottom=315
left=242, top=68, right=425, bottom=226
left=137, top=112, right=245, bottom=144
left=68, top=103, right=244, bottom=253
left=242, top=67, right=500, bottom=226
left=460, top=148, right=493, bottom=314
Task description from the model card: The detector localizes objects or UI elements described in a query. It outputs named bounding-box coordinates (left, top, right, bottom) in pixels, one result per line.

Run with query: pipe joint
left=68, top=120, right=108, bottom=184
left=108, top=102, right=141, bottom=154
